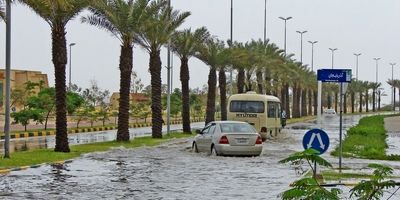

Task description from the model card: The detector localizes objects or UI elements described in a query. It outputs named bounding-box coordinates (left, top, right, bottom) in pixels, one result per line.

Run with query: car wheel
left=192, top=142, right=199, bottom=153
left=211, top=145, right=219, bottom=156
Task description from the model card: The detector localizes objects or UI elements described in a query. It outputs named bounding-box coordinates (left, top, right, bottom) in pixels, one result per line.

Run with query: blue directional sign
left=317, top=69, right=352, bottom=83
left=302, top=129, right=330, bottom=155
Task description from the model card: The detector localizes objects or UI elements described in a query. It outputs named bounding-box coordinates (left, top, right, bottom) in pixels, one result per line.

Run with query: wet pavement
left=1, top=115, right=400, bottom=199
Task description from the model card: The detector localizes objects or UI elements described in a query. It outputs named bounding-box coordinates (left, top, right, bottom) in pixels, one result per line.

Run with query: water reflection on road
left=2, top=115, right=400, bottom=199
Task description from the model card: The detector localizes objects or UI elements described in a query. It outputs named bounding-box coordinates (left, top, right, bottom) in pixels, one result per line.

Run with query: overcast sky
left=0, top=0, right=399, bottom=104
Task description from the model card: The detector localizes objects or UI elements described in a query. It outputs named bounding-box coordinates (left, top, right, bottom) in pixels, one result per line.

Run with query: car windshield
left=220, top=123, right=256, bottom=133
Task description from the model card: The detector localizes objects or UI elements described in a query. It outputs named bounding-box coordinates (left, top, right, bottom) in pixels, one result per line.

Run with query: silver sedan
left=192, top=121, right=263, bottom=156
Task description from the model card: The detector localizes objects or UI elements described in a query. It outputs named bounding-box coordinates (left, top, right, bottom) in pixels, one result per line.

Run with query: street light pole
left=296, top=30, right=307, bottom=63
left=390, top=63, right=396, bottom=111
left=263, top=0, right=267, bottom=44
left=329, top=48, right=338, bottom=69
left=279, top=16, right=292, bottom=55
left=167, top=0, right=171, bottom=134
left=69, top=43, right=76, bottom=90
left=4, top=0, right=11, bottom=158
left=308, top=41, right=318, bottom=72
left=353, top=53, right=361, bottom=80
left=373, top=58, right=381, bottom=84
left=229, top=0, right=233, bottom=95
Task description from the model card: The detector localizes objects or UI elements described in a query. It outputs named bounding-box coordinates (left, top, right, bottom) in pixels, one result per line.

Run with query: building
left=0, top=69, right=49, bottom=111
left=110, top=92, right=149, bottom=110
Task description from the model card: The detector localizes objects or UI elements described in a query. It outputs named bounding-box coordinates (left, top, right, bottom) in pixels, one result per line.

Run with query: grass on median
left=331, top=115, right=394, bottom=160
left=0, top=132, right=193, bottom=169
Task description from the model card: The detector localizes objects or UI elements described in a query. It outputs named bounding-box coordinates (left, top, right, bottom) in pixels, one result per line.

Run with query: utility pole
left=4, top=0, right=11, bottom=158
left=229, top=0, right=233, bottom=95
left=166, top=0, right=171, bottom=135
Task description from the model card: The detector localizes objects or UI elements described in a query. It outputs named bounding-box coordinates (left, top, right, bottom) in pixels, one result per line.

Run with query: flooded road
left=2, top=114, right=400, bottom=199
left=0, top=122, right=206, bottom=154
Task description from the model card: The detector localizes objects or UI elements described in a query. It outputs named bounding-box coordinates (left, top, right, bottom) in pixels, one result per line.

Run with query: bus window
left=268, top=101, right=280, bottom=118
left=230, top=101, right=264, bottom=113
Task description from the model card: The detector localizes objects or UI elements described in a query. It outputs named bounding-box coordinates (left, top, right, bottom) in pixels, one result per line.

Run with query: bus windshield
left=229, top=101, right=264, bottom=113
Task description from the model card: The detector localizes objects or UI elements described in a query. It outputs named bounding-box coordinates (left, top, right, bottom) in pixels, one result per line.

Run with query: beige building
left=110, top=92, right=149, bottom=110
left=0, top=69, right=49, bottom=111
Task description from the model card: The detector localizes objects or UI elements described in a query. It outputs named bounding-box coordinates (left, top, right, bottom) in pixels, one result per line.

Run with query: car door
left=203, top=124, right=217, bottom=153
left=197, top=124, right=216, bottom=152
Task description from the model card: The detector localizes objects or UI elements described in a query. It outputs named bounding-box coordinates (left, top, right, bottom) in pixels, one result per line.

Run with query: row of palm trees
left=2, top=0, right=392, bottom=154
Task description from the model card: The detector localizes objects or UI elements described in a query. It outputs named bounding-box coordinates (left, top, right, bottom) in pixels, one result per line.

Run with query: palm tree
left=196, top=39, right=225, bottom=124
left=19, top=0, right=88, bottom=152
left=370, top=82, right=381, bottom=112
left=135, top=0, right=190, bottom=138
left=82, top=0, right=153, bottom=141
left=170, top=27, right=210, bottom=133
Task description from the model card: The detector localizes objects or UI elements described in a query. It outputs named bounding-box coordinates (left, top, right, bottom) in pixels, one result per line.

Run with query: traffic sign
left=317, top=69, right=352, bottom=83
left=302, top=129, right=330, bottom=155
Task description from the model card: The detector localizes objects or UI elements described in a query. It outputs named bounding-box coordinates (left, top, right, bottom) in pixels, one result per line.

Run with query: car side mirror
left=195, top=129, right=202, bottom=134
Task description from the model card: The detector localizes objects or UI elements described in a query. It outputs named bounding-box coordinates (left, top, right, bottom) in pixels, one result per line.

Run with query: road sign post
left=317, top=69, right=351, bottom=174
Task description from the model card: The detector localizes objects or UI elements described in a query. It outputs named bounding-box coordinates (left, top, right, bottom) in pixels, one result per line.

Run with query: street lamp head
left=354, top=53, right=361, bottom=56
left=390, top=63, right=396, bottom=66
left=329, top=48, right=338, bottom=52
left=70, top=43, right=76, bottom=47
left=308, top=40, right=318, bottom=44
left=373, top=57, right=381, bottom=61
left=296, top=30, right=307, bottom=34
left=279, top=16, right=292, bottom=21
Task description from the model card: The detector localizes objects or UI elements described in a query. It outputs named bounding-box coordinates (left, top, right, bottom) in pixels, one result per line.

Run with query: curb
left=0, top=159, right=74, bottom=175
left=0, top=119, right=203, bottom=140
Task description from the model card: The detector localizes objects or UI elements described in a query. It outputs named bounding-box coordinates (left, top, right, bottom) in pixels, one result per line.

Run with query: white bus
left=227, top=91, right=285, bottom=141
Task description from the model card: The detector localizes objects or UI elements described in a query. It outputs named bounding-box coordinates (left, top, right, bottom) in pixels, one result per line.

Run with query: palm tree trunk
left=313, top=90, right=318, bottom=115
left=372, top=89, right=376, bottom=112
left=219, top=67, right=227, bottom=121
left=52, top=25, right=69, bottom=153
left=180, top=57, right=191, bottom=133
left=301, top=89, right=307, bottom=117
left=237, top=68, right=245, bottom=93
left=245, top=70, right=252, bottom=92
left=359, top=93, right=363, bottom=113
left=351, top=92, right=355, bottom=113
left=292, top=85, right=300, bottom=118
left=366, top=90, right=369, bottom=112
left=206, top=67, right=217, bottom=124
left=285, top=84, right=290, bottom=119
left=334, top=92, right=338, bottom=112
left=150, top=49, right=163, bottom=138
left=343, top=93, right=347, bottom=114
left=256, top=70, right=263, bottom=94
left=117, top=42, right=133, bottom=141
left=308, top=90, right=312, bottom=116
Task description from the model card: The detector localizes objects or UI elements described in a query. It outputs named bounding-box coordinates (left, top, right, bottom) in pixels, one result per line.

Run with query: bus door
left=267, top=101, right=281, bottom=135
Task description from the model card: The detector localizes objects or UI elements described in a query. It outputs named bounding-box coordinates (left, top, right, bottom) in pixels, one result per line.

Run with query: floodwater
left=0, top=122, right=206, bottom=154
left=1, top=115, right=400, bottom=199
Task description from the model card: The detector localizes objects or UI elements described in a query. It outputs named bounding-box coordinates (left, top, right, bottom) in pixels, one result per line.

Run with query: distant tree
left=131, top=70, right=144, bottom=93
left=66, top=91, right=85, bottom=115
left=27, top=87, right=55, bottom=130
left=11, top=109, right=43, bottom=131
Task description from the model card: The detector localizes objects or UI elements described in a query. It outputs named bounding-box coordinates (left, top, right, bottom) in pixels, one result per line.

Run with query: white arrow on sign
left=307, top=133, right=325, bottom=149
